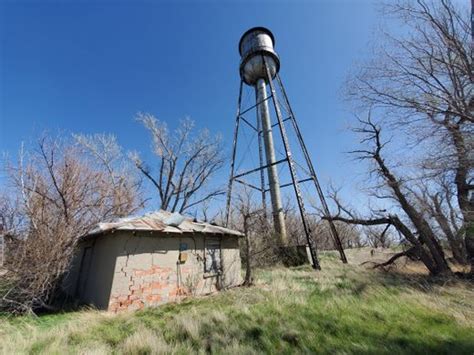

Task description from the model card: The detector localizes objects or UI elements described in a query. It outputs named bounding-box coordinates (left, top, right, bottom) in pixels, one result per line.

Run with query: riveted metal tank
left=239, top=27, right=280, bottom=86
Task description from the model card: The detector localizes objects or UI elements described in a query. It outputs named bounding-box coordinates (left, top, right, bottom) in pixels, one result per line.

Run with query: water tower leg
left=275, top=74, right=348, bottom=264
left=225, top=81, right=243, bottom=227
left=256, top=78, right=288, bottom=246
left=262, top=57, right=321, bottom=270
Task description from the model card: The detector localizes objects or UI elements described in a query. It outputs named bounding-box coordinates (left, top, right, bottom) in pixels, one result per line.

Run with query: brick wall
left=107, top=234, right=221, bottom=313
left=109, top=265, right=192, bottom=312
left=64, top=232, right=241, bottom=312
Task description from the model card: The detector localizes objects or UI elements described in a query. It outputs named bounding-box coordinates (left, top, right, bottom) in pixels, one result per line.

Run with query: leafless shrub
left=0, top=135, right=142, bottom=314
left=226, top=188, right=362, bottom=278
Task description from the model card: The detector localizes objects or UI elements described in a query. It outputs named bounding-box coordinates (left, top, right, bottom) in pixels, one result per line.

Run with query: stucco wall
left=64, top=231, right=242, bottom=312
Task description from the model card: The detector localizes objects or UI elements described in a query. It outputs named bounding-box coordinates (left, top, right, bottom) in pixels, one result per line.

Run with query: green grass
left=1, top=249, right=473, bottom=354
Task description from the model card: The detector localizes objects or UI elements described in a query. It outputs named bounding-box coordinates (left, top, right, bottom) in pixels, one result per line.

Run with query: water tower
left=225, top=27, right=347, bottom=269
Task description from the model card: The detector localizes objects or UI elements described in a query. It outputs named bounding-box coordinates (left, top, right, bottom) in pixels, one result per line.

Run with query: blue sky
left=0, top=0, right=382, bottom=213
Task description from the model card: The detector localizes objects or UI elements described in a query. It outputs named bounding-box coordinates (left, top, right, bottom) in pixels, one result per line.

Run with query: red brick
left=117, top=295, right=128, bottom=302
left=131, top=300, right=144, bottom=308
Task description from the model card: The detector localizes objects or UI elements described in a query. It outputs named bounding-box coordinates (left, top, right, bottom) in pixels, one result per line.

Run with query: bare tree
left=330, top=222, right=364, bottom=249
left=365, top=225, right=393, bottom=249
left=1, top=135, right=142, bottom=314
left=74, top=133, right=144, bottom=217
left=346, top=0, right=473, bottom=273
left=307, top=194, right=364, bottom=250
left=225, top=188, right=281, bottom=272
left=327, top=117, right=452, bottom=275
left=0, top=193, right=23, bottom=238
left=410, top=177, right=467, bottom=264
left=233, top=190, right=264, bottom=286
left=0, top=193, right=24, bottom=268
left=130, top=113, right=225, bottom=214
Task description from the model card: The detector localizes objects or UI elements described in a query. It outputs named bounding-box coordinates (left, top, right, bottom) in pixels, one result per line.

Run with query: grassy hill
left=1, top=249, right=473, bottom=354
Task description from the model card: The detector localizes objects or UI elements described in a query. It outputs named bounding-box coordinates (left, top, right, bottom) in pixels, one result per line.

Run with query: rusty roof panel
left=87, top=210, right=243, bottom=238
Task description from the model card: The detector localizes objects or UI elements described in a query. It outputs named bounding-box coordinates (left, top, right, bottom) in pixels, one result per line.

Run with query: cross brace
left=231, top=158, right=288, bottom=180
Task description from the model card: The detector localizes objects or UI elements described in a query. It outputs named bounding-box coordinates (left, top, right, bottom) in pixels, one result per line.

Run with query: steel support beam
left=271, top=117, right=291, bottom=128
left=225, top=80, right=243, bottom=227
left=264, top=177, right=313, bottom=192
left=240, top=95, right=273, bottom=116
left=263, top=56, right=321, bottom=270
left=234, top=178, right=263, bottom=192
left=276, top=73, right=348, bottom=264
left=239, top=115, right=258, bottom=132
left=231, top=158, right=287, bottom=180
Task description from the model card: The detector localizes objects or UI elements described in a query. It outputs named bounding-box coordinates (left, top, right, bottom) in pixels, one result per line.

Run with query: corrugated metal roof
left=86, top=210, right=243, bottom=238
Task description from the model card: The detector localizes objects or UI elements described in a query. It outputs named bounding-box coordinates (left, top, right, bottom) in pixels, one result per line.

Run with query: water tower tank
left=239, top=27, right=280, bottom=86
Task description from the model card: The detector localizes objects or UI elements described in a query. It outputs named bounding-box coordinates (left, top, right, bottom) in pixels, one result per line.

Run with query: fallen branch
left=372, top=247, right=417, bottom=269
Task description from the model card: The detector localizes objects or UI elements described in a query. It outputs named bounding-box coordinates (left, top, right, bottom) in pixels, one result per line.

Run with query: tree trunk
left=431, top=196, right=467, bottom=265
left=449, top=124, right=473, bottom=274
left=464, top=194, right=474, bottom=274
left=374, top=154, right=452, bottom=275
left=449, top=237, right=468, bottom=266
left=243, top=215, right=252, bottom=286
left=389, top=216, right=440, bottom=275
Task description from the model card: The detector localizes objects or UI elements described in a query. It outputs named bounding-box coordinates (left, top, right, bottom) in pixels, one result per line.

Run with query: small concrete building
left=64, top=211, right=243, bottom=312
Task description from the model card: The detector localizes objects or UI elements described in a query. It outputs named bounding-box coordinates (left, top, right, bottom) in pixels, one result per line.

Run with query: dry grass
left=0, top=248, right=473, bottom=354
